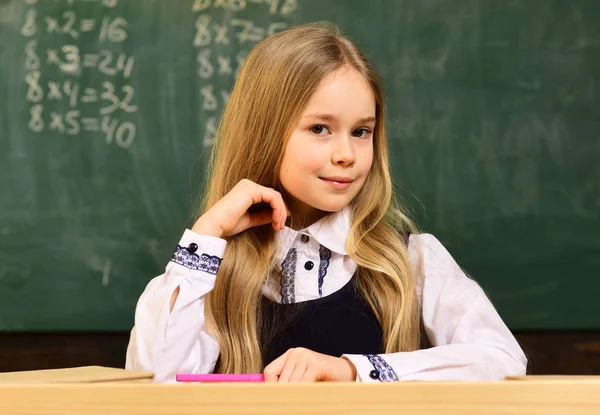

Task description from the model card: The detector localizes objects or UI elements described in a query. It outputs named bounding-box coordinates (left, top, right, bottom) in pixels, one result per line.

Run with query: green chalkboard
left=0, top=0, right=598, bottom=331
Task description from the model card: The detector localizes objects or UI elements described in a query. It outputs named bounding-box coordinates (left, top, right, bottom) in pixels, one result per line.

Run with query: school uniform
left=126, top=207, right=527, bottom=383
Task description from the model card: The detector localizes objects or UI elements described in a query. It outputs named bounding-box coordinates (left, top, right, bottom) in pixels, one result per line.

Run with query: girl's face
left=279, top=66, right=375, bottom=227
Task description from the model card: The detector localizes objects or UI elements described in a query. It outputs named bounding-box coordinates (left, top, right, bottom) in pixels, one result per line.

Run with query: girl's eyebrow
left=302, top=113, right=376, bottom=124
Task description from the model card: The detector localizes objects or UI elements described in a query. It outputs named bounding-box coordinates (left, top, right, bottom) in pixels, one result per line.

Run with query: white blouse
left=125, top=207, right=527, bottom=383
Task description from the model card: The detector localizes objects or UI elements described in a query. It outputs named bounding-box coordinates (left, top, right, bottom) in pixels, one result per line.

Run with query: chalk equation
left=21, top=0, right=137, bottom=149
left=193, top=0, right=298, bottom=146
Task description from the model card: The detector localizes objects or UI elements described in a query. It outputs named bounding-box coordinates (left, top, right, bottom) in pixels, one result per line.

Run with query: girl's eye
left=310, top=125, right=330, bottom=136
left=352, top=128, right=372, bottom=138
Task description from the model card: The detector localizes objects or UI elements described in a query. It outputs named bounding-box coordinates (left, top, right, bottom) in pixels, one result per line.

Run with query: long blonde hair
left=202, top=23, right=421, bottom=374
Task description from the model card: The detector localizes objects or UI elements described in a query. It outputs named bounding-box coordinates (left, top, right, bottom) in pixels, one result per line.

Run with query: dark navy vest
left=260, top=273, right=384, bottom=366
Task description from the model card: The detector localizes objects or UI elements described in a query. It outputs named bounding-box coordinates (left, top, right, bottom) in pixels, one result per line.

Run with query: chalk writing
left=21, top=0, right=137, bottom=149
left=192, top=0, right=297, bottom=146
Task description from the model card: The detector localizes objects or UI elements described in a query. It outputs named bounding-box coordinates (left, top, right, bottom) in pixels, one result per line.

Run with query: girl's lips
left=320, top=178, right=353, bottom=190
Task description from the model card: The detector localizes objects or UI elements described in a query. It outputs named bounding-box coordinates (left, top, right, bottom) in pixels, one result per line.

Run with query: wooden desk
left=0, top=380, right=599, bottom=415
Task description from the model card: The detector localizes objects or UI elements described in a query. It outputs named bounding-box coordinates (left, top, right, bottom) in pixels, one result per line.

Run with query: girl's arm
left=344, top=234, right=528, bottom=382
left=125, top=230, right=226, bottom=383
left=126, top=179, right=290, bottom=382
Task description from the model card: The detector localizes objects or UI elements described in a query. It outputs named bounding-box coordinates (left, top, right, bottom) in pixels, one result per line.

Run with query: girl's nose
left=332, top=136, right=356, bottom=167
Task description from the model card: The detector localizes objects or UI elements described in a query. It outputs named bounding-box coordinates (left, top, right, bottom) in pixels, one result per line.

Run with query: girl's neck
left=284, top=203, right=330, bottom=231
left=281, top=188, right=330, bottom=230
left=285, top=211, right=327, bottom=231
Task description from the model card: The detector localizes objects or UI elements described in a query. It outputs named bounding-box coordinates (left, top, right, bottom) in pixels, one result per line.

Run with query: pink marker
left=176, top=374, right=265, bottom=383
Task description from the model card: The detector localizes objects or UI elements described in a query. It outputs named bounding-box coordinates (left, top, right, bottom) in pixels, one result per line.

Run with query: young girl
left=126, top=23, right=527, bottom=383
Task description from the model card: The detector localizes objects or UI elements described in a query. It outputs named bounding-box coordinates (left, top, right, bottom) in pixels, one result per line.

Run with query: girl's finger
left=256, top=187, right=283, bottom=228
left=263, top=350, right=291, bottom=382
left=279, top=194, right=287, bottom=229
left=270, top=190, right=285, bottom=230
left=247, top=210, right=276, bottom=229
left=277, top=192, right=287, bottom=230
left=300, top=366, right=319, bottom=382
left=277, top=358, right=296, bottom=383
left=289, top=362, right=308, bottom=383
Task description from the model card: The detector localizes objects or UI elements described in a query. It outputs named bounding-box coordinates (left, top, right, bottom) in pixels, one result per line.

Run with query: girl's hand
left=191, top=179, right=290, bottom=238
left=263, top=348, right=358, bottom=383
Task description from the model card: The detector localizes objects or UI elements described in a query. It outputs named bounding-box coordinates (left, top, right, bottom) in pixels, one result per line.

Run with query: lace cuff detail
left=171, top=244, right=222, bottom=275
left=364, top=354, right=399, bottom=382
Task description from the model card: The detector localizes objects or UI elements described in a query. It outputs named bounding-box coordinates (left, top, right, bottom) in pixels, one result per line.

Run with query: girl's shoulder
left=407, top=233, right=477, bottom=290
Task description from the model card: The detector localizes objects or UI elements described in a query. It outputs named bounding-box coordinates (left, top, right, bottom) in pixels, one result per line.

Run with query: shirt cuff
left=169, top=229, right=227, bottom=276
left=343, top=354, right=399, bottom=383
